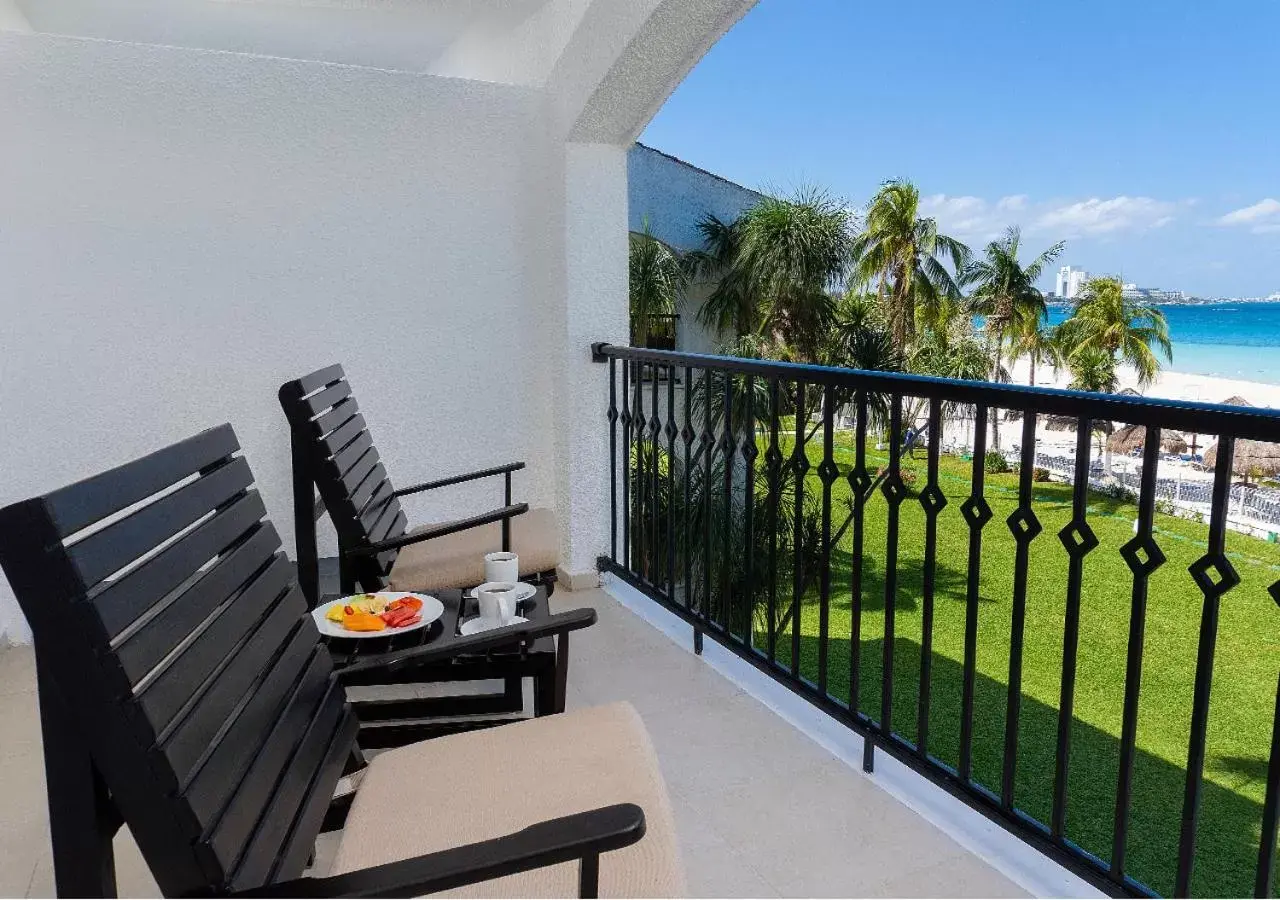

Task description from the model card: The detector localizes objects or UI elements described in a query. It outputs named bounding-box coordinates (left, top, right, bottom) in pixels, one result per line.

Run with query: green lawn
left=750, top=431, right=1280, bottom=896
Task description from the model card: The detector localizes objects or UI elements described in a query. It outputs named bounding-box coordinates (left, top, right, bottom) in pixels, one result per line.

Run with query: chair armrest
left=393, top=461, right=526, bottom=498
left=336, top=608, right=597, bottom=681
left=230, top=802, right=645, bottom=899
left=343, top=504, right=528, bottom=557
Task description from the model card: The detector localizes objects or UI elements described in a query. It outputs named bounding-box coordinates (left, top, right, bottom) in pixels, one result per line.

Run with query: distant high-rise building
left=1056, top=266, right=1091, bottom=299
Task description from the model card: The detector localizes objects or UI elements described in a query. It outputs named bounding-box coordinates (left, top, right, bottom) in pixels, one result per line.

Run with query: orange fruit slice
left=343, top=611, right=387, bottom=632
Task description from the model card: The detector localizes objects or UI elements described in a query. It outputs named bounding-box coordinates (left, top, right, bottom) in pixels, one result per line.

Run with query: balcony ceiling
left=13, top=0, right=553, bottom=73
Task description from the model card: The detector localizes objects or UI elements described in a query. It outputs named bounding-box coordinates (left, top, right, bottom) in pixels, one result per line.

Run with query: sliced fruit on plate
left=342, top=612, right=387, bottom=632
left=379, top=605, right=421, bottom=628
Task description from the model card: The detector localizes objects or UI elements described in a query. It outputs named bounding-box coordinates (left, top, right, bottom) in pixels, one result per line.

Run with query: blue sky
left=640, top=0, right=1280, bottom=298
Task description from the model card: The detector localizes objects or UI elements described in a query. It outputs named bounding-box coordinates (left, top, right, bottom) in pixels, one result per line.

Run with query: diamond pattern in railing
left=918, top=483, right=947, bottom=515
left=1120, top=533, right=1166, bottom=578
left=1188, top=553, right=1240, bottom=599
left=1006, top=506, right=1043, bottom=543
left=717, top=428, right=735, bottom=455
left=817, top=458, right=840, bottom=486
left=742, top=437, right=759, bottom=464
left=881, top=472, right=906, bottom=505
left=764, top=442, right=784, bottom=472
left=961, top=495, right=993, bottom=529
left=1058, top=519, right=1099, bottom=558
left=848, top=467, right=872, bottom=498
left=792, top=448, right=810, bottom=476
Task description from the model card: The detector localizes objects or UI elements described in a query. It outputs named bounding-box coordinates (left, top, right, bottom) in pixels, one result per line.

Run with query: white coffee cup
left=484, top=551, right=519, bottom=584
left=475, top=581, right=519, bottom=627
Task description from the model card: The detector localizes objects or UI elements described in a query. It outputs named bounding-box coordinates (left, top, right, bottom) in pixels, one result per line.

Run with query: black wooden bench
left=0, top=425, right=683, bottom=897
left=279, top=364, right=559, bottom=606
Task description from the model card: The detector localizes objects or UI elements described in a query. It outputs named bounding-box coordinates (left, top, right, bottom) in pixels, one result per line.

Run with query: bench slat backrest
left=279, top=365, right=409, bottom=588
left=0, top=425, right=356, bottom=896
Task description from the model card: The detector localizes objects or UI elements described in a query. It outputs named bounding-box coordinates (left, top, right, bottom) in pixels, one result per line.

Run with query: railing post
left=1257, top=670, right=1280, bottom=898
left=1177, top=436, right=1240, bottom=896
left=849, top=390, right=871, bottom=772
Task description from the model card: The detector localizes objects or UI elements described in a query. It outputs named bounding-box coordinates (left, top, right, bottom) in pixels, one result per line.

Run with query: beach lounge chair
left=279, top=364, right=559, bottom=605
left=0, top=424, right=683, bottom=898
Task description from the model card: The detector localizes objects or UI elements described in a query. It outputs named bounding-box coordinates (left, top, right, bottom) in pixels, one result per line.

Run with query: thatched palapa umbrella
left=1202, top=394, right=1280, bottom=480
left=1202, top=439, right=1280, bottom=481
left=1107, top=424, right=1189, bottom=455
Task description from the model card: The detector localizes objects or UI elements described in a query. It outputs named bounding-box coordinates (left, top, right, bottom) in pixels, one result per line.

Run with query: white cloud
left=1031, top=197, right=1177, bottom=237
left=917, top=193, right=1182, bottom=243
left=1217, top=198, right=1280, bottom=233
left=917, top=194, right=1024, bottom=242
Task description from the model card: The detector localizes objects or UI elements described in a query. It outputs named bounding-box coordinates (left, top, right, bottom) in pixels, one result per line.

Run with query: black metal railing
left=591, top=342, right=1280, bottom=899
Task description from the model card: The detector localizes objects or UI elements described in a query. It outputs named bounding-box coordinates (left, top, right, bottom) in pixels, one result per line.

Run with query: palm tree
left=1067, top=346, right=1119, bottom=394
left=909, top=299, right=994, bottom=448
left=851, top=179, right=969, bottom=352
left=1067, top=346, right=1120, bottom=474
left=688, top=214, right=751, bottom=337
left=1010, top=312, right=1064, bottom=387
left=1060, top=276, right=1172, bottom=387
left=690, top=191, right=851, bottom=363
left=629, top=225, right=686, bottom=349
left=962, top=227, right=1063, bottom=448
left=735, top=189, right=851, bottom=362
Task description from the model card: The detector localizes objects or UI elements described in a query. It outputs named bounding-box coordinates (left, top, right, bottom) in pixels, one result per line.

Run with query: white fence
left=1026, top=450, right=1280, bottom=539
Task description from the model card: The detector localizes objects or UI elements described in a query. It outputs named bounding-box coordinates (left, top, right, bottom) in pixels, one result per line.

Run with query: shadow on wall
left=772, top=634, right=1275, bottom=898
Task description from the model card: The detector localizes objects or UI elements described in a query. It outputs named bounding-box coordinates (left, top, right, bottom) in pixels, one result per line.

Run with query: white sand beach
left=1008, top=359, right=1280, bottom=410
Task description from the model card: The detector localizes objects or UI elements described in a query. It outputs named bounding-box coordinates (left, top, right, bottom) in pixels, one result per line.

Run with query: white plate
left=465, top=582, right=537, bottom=602
left=312, top=592, right=444, bottom=639
left=459, top=615, right=528, bottom=636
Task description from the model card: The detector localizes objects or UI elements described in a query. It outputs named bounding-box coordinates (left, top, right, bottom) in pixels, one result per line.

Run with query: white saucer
left=459, top=614, right=528, bottom=636
left=465, top=582, right=537, bottom=602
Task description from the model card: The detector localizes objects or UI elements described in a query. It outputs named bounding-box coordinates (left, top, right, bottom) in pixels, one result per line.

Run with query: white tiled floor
left=0, top=588, right=1023, bottom=897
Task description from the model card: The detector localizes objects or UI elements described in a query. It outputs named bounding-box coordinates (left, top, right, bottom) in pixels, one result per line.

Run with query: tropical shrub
left=625, top=438, right=825, bottom=641
left=984, top=450, right=1010, bottom=474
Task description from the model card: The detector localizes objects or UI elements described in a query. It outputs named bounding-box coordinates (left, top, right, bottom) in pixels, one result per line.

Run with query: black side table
left=321, top=586, right=565, bottom=748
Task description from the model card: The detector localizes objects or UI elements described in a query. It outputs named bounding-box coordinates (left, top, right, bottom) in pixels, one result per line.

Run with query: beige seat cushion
left=387, top=507, right=559, bottom=592
left=331, top=702, right=685, bottom=898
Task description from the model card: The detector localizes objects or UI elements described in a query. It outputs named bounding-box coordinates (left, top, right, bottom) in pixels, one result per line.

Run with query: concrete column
left=553, top=142, right=629, bottom=587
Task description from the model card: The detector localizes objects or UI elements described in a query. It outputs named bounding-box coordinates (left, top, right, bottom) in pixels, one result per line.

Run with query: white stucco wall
left=0, top=0, right=758, bottom=644
left=0, top=34, right=562, bottom=642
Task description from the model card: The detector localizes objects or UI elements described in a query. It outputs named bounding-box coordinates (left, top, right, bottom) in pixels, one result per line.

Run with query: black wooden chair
left=279, top=364, right=559, bottom=606
left=0, top=425, right=685, bottom=898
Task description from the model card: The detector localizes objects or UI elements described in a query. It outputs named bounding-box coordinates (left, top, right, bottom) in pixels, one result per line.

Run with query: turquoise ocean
left=1046, top=301, right=1280, bottom=384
